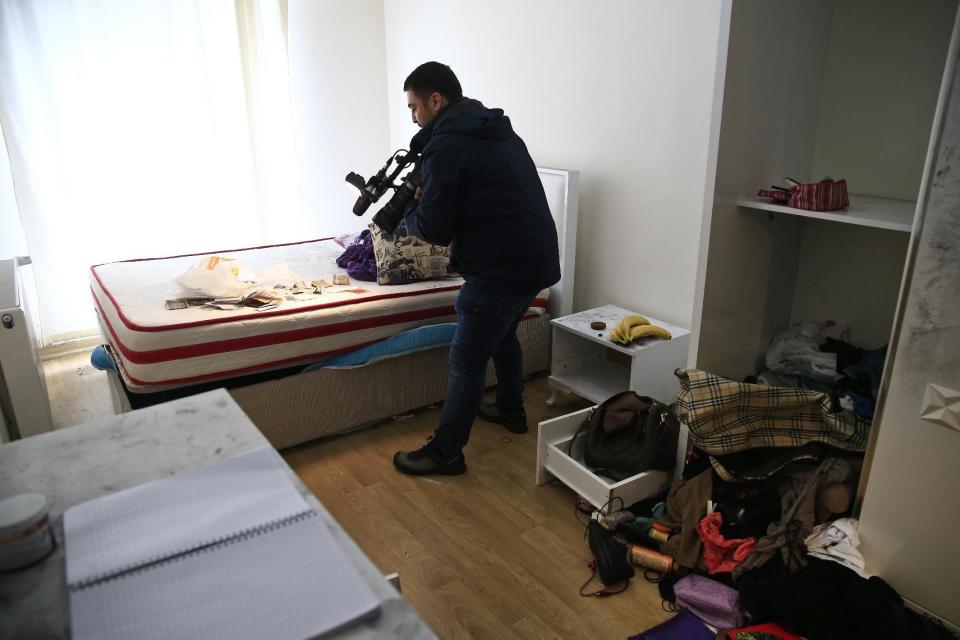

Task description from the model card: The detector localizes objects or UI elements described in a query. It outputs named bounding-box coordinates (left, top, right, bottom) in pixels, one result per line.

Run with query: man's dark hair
left=404, top=62, right=463, bottom=102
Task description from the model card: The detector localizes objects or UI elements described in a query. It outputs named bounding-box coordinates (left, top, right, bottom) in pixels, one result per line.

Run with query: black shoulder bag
left=571, top=391, right=680, bottom=480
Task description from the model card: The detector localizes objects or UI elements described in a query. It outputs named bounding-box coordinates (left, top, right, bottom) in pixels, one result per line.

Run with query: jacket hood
left=410, top=97, right=512, bottom=152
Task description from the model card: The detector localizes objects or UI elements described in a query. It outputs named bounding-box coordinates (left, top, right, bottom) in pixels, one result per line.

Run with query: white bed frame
left=103, top=167, right=580, bottom=448
left=537, top=168, right=579, bottom=318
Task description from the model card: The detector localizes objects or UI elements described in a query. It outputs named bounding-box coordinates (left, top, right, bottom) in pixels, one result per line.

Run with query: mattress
left=91, top=238, right=548, bottom=392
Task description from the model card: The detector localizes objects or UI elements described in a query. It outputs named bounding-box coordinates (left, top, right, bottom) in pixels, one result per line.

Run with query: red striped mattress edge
left=94, top=289, right=547, bottom=365
left=103, top=311, right=545, bottom=389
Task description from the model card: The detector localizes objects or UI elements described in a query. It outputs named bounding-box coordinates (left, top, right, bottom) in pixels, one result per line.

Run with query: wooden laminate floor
left=284, top=375, right=673, bottom=639
left=44, top=354, right=674, bottom=638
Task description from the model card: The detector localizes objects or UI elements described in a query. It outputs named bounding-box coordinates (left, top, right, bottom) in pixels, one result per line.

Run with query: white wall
left=381, top=0, right=724, bottom=327
left=288, top=0, right=390, bottom=238
left=0, top=126, right=28, bottom=260
left=812, top=0, right=958, bottom=202
left=1, top=126, right=43, bottom=341
left=790, top=222, right=909, bottom=350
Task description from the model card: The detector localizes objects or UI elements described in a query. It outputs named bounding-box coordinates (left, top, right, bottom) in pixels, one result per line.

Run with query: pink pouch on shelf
left=757, top=178, right=849, bottom=211
left=673, top=573, right=743, bottom=631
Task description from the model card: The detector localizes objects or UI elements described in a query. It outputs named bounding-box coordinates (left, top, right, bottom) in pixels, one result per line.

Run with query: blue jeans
left=433, top=280, right=538, bottom=456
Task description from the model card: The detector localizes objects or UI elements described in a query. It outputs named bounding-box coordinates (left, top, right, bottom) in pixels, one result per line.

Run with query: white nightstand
left=538, top=306, right=692, bottom=505
left=548, top=304, right=690, bottom=406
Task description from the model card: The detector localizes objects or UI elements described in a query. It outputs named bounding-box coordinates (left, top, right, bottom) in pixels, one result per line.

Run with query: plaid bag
left=758, top=178, right=849, bottom=211
left=675, top=369, right=869, bottom=455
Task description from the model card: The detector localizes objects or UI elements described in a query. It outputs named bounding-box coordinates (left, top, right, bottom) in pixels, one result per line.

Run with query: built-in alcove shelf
left=737, top=194, right=916, bottom=232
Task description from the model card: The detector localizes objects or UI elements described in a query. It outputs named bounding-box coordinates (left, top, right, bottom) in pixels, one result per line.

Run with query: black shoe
left=476, top=402, right=528, bottom=434
left=393, top=437, right=467, bottom=476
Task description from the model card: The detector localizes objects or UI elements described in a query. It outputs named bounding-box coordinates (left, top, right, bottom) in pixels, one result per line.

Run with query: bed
left=94, top=167, right=579, bottom=449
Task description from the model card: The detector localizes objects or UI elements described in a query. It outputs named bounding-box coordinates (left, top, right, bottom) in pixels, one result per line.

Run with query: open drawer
left=535, top=407, right=670, bottom=514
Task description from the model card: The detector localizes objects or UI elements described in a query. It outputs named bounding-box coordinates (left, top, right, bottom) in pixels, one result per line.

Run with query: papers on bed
left=64, top=446, right=381, bottom=640
left=174, top=255, right=261, bottom=298
left=165, top=273, right=364, bottom=312
left=173, top=258, right=311, bottom=300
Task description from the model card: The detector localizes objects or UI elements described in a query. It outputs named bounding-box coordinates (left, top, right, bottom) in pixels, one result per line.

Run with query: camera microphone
left=345, top=172, right=366, bottom=191
left=345, top=172, right=373, bottom=215
left=345, top=147, right=420, bottom=224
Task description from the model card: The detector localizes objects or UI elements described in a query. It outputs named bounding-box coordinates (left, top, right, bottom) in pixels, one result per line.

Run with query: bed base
left=103, top=314, right=551, bottom=449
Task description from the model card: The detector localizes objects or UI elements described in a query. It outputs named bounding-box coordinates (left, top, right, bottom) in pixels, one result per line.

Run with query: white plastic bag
left=256, top=264, right=304, bottom=289
left=764, top=321, right=848, bottom=381
left=175, top=256, right=259, bottom=298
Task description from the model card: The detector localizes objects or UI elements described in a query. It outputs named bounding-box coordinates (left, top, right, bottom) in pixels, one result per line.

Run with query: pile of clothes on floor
left=579, top=367, right=953, bottom=640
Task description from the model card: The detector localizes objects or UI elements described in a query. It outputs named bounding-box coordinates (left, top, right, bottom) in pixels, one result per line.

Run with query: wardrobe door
left=857, top=10, right=960, bottom=629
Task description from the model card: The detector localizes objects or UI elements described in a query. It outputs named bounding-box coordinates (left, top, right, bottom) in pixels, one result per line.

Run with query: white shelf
left=550, top=304, right=690, bottom=355
left=737, top=194, right=915, bottom=233
left=549, top=366, right=628, bottom=405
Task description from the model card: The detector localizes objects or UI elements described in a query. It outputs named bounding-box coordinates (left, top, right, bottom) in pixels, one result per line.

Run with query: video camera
left=345, top=149, right=421, bottom=234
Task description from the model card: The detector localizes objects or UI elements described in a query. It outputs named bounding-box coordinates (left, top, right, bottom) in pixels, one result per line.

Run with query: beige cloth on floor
left=660, top=469, right=713, bottom=570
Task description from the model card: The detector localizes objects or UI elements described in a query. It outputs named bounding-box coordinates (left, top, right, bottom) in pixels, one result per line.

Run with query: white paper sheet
left=64, top=446, right=309, bottom=587
left=70, top=512, right=381, bottom=640
left=65, top=446, right=381, bottom=639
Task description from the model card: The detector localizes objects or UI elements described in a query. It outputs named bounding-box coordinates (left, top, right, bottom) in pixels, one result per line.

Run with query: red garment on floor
left=725, top=622, right=803, bottom=639
left=695, top=511, right=757, bottom=574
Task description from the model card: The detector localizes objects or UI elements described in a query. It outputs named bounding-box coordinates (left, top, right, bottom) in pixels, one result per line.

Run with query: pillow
left=368, top=220, right=452, bottom=285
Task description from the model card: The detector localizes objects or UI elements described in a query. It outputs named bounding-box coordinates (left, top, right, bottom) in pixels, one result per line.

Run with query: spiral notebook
left=64, top=446, right=381, bottom=640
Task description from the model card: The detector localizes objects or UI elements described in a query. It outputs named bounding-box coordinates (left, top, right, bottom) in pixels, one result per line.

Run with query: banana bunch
left=610, top=315, right=649, bottom=343
left=610, top=314, right=672, bottom=345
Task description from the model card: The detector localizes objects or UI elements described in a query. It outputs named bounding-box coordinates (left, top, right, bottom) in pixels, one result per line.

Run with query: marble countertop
left=0, top=389, right=434, bottom=639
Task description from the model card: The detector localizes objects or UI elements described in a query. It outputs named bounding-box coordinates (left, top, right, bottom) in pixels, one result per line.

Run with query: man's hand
left=415, top=187, right=422, bottom=200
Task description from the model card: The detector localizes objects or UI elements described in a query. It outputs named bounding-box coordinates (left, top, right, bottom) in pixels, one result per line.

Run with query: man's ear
left=430, top=92, right=446, bottom=111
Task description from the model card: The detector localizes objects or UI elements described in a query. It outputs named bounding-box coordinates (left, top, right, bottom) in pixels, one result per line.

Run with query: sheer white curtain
left=0, top=0, right=301, bottom=342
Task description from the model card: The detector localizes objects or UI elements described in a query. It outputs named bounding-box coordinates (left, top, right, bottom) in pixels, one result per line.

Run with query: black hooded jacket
left=403, top=98, right=561, bottom=296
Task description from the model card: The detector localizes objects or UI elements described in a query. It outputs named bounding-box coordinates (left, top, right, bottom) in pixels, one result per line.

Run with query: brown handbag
left=572, top=391, right=679, bottom=480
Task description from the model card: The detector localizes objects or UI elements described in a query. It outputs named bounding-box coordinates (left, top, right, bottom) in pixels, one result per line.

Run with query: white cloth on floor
left=804, top=517, right=871, bottom=578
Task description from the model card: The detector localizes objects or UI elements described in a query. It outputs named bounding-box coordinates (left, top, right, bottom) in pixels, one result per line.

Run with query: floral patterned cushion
left=368, top=220, right=452, bottom=285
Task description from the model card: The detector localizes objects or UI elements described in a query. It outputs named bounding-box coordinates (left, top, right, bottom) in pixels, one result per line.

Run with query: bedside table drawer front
left=536, top=410, right=671, bottom=514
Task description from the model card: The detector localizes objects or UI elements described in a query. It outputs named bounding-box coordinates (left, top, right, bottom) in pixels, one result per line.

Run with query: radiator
left=0, top=258, right=53, bottom=442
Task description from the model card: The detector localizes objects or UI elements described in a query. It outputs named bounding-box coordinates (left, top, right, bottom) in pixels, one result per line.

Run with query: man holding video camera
left=387, top=61, right=560, bottom=476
